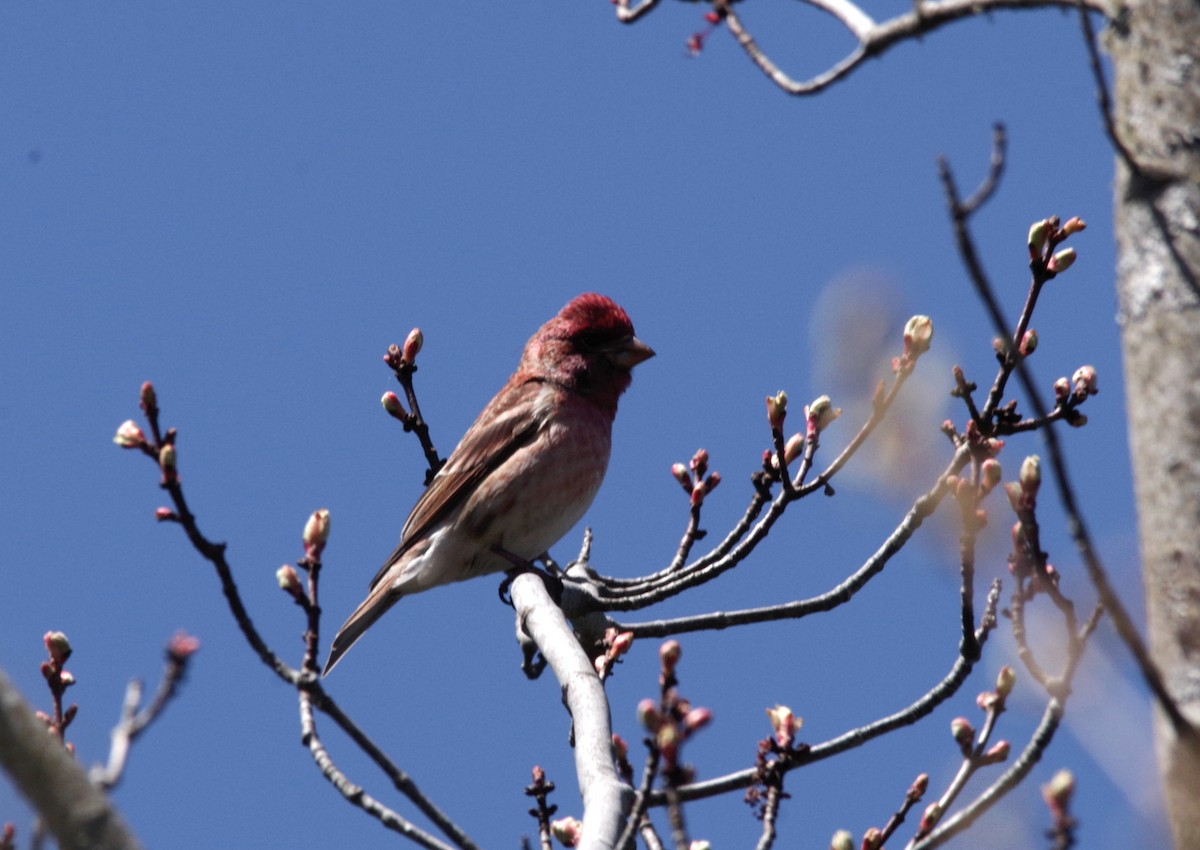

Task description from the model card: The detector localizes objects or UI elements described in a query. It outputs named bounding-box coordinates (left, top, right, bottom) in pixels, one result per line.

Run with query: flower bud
left=1048, top=247, right=1076, bottom=273
left=656, top=723, right=680, bottom=764
left=1053, top=377, right=1071, bottom=404
left=303, top=508, right=331, bottom=559
left=1061, top=216, right=1087, bottom=236
left=1072, top=364, right=1098, bottom=396
left=158, top=443, right=176, bottom=471
left=139, top=381, right=157, bottom=412
left=381, top=391, right=409, bottom=422
left=951, top=716, right=975, bottom=749
left=683, top=707, right=713, bottom=734
left=1042, top=768, right=1075, bottom=816
left=766, top=704, right=800, bottom=748
left=44, top=632, right=72, bottom=666
left=1019, top=329, right=1038, bottom=356
left=671, top=462, right=691, bottom=492
left=703, top=471, right=721, bottom=494
left=167, top=631, right=201, bottom=662
left=904, top=315, right=934, bottom=357
left=919, top=802, right=942, bottom=833
left=113, top=420, right=146, bottom=449
left=154, top=507, right=176, bottom=521
left=980, top=459, right=1002, bottom=494
left=995, top=665, right=1016, bottom=699
left=1020, top=455, right=1041, bottom=494
left=862, top=827, right=884, bottom=849
left=805, top=395, right=842, bottom=434
left=910, top=772, right=930, bottom=800
left=766, top=391, right=788, bottom=431
left=982, top=740, right=1011, bottom=764
left=783, top=433, right=805, bottom=465
left=550, top=816, right=583, bottom=848
left=659, top=640, right=682, bottom=671
left=690, top=841, right=711, bottom=850
left=611, top=631, right=634, bottom=656
left=611, top=734, right=628, bottom=761
left=402, top=328, right=423, bottom=364
left=829, top=830, right=854, bottom=850
left=276, top=564, right=303, bottom=595
left=58, top=671, right=76, bottom=688
left=1027, top=219, right=1050, bottom=255
left=690, top=448, right=709, bottom=479
left=637, top=698, right=661, bottom=732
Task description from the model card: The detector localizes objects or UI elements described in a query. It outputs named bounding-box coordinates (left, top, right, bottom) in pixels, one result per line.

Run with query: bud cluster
left=1027, top=215, right=1086, bottom=279
left=593, top=627, right=634, bottom=679
left=636, top=641, right=712, bottom=780
left=671, top=448, right=721, bottom=508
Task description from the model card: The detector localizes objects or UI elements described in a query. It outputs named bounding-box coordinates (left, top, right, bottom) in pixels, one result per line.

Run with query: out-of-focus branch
left=511, top=573, right=632, bottom=850
left=937, top=132, right=1190, bottom=732
left=0, top=669, right=142, bottom=850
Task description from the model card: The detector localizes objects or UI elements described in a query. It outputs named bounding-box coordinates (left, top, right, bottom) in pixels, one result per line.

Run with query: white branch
left=511, top=574, right=633, bottom=850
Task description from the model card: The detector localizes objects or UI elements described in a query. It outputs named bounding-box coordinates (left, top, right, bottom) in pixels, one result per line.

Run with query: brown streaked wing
left=368, top=378, right=547, bottom=589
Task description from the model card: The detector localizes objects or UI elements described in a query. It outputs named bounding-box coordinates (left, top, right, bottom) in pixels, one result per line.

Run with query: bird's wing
left=368, top=378, right=547, bottom=590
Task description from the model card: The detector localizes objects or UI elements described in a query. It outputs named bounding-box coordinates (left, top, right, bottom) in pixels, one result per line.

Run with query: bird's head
left=521, top=293, right=654, bottom=413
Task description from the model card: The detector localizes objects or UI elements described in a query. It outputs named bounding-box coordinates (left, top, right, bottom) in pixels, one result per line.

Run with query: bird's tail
left=322, top=582, right=403, bottom=676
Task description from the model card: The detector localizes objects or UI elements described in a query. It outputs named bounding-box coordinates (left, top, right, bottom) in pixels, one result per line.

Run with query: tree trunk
left=1108, top=0, right=1200, bottom=844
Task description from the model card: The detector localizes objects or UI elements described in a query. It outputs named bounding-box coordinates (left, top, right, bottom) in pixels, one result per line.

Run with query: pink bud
left=671, top=462, right=692, bottom=492
left=1061, top=216, right=1087, bottom=236
left=58, top=671, right=76, bottom=688
left=381, top=391, right=409, bottom=422
left=703, top=471, right=721, bottom=494
left=690, top=448, right=709, bottom=479
left=402, top=328, right=423, bottom=364
left=154, top=507, right=176, bottom=521
left=43, top=632, right=72, bottom=666
left=113, top=420, right=146, bottom=449
left=683, top=707, right=713, bottom=734
left=167, top=631, right=200, bottom=662
left=910, top=773, right=929, bottom=800
left=549, top=817, right=583, bottom=848
left=611, top=734, right=628, bottom=761
left=1072, top=365, right=1098, bottom=397
left=862, top=826, right=884, bottom=849
left=982, top=740, right=1011, bottom=764
left=805, top=395, right=842, bottom=435
left=766, top=704, right=799, bottom=748
left=919, top=802, right=942, bottom=833
left=611, top=631, right=634, bottom=655
left=303, top=508, right=331, bottom=559
left=139, top=381, right=157, bottom=412
left=1019, top=329, right=1038, bottom=356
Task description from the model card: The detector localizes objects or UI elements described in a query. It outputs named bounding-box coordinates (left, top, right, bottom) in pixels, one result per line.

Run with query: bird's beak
left=612, top=335, right=655, bottom=368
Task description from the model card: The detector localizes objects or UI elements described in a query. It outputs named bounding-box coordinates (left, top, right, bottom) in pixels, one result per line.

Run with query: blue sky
left=1, top=3, right=1164, bottom=848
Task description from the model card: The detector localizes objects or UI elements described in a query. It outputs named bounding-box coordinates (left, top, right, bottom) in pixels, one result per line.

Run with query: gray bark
left=1108, top=0, right=1200, bottom=843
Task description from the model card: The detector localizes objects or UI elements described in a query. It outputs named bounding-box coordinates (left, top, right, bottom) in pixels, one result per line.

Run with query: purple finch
left=323, top=293, right=653, bottom=674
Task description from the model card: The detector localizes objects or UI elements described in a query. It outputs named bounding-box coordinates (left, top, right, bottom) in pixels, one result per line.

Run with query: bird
left=323, top=293, right=654, bottom=675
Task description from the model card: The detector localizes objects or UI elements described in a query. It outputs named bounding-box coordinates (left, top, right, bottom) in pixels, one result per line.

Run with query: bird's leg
left=494, top=546, right=565, bottom=607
